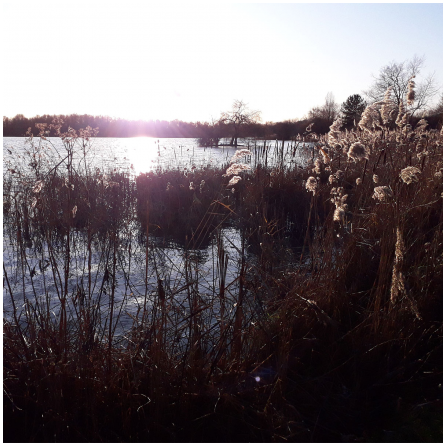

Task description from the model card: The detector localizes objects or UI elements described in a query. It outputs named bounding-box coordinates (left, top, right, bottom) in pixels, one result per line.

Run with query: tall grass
left=3, top=112, right=442, bottom=441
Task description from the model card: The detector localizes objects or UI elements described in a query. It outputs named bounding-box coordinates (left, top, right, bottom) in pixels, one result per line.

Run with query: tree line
left=4, top=56, right=442, bottom=140
left=3, top=112, right=336, bottom=140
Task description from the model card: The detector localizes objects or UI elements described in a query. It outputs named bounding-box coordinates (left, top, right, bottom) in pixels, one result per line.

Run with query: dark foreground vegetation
left=3, top=102, right=443, bottom=442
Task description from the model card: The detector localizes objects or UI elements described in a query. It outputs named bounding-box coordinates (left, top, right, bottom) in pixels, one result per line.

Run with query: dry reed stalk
left=389, top=226, right=421, bottom=319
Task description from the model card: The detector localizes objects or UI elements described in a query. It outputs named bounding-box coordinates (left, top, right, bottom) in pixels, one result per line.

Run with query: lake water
left=3, top=136, right=311, bottom=340
left=3, top=136, right=311, bottom=174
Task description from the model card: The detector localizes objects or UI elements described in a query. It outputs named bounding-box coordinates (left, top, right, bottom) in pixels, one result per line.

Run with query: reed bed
left=3, top=112, right=442, bottom=441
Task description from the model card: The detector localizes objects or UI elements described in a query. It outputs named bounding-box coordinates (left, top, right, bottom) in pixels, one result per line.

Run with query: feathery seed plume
left=320, top=147, right=331, bottom=164
left=400, top=166, right=421, bottom=184
left=228, top=176, right=242, bottom=186
left=313, top=159, right=322, bottom=174
left=224, top=163, right=251, bottom=177
left=33, top=180, right=43, bottom=193
left=372, top=186, right=393, bottom=201
left=359, top=102, right=382, bottom=132
left=347, top=142, right=369, bottom=162
left=328, top=117, right=343, bottom=147
left=406, top=76, right=415, bottom=106
left=305, top=176, right=318, bottom=195
left=395, top=102, right=407, bottom=128
left=416, top=118, right=429, bottom=132
left=230, top=149, right=252, bottom=164
left=380, top=87, right=395, bottom=125
left=434, top=168, right=443, bottom=179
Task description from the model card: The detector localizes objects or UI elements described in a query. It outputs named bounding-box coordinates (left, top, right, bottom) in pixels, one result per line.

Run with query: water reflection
left=3, top=226, right=247, bottom=338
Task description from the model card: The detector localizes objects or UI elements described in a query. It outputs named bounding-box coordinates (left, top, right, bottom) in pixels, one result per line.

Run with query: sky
left=2, top=1, right=443, bottom=124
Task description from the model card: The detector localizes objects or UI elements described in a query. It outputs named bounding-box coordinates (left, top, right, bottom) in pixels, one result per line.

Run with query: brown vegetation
left=3, top=101, right=442, bottom=441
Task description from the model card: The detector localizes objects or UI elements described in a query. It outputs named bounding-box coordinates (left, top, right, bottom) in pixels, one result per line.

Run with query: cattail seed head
left=230, top=149, right=252, bottom=164
left=347, top=142, right=369, bottom=162
left=305, top=176, right=318, bottom=195
left=407, top=76, right=416, bottom=106
left=224, top=163, right=251, bottom=177
left=373, top=186, right=393, bottom=201
left=33, top=180, right=43, bottom=193
left=400, top=166, right=421, bottom=184
left=228, top=176, right=242, bottom=186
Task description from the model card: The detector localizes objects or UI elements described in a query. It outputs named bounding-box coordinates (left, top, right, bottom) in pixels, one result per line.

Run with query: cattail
left=347, top=142, right=369, bottom=162
left=230, top=149, right=252, bottom=164
left=328, top=117, right=343, bottom=146
left=305, top=176, right=318, bottom=195
left=416, top=150, right=429, bottom=160
left=380, top=87, right=395, bottom=125
left=33, top=180, right=43, bottom=193
left=373, top=174, right=379, bottom=183
left=359, top=102, right=382, bottom=132
left=400, top=166, right=421, bottom=184
left=373, top=186, right=393, bottom=201
left=228, top=176, right=242, bottom=186
left=416, top=139, right=426, bottom=152
left=406, top=76, right=415, bottom=106
left=330, top=188, right=347, bottom=206
left=390, top=226, right=405, bottom=304
left=389, top=226, right=421, bottom=318
left=331, top=188, right=348, bottom=222
left=333, top=207, right=345, bottom=222
left=416, top=118, right=429, bottom=132
left=320, top=147, right=331, bottom=164
left=313, top=159, right=322, bottom=174
left=395, top=101, right=407, bottom=128
left=224, top=163, right=251, bottom=177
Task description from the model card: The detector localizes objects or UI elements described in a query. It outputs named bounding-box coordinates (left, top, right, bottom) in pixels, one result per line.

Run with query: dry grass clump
left=4, top=104, right=442, bottom=442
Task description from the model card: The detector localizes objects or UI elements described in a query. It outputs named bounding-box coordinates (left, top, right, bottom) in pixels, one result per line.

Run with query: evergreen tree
left=340, top=94, right=367, bottom=129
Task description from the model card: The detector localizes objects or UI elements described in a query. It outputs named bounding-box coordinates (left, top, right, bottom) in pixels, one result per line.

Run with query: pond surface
left=3, top=136, right=311, bottom=174
left=3, top=136, right=312, bottom=341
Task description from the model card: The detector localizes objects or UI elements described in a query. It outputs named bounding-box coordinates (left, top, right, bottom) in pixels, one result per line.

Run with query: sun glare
left=123, top=137, right=160, bottom=173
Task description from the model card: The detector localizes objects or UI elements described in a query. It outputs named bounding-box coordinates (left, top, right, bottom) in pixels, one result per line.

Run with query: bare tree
left=428, top=93, right=443, bottom=116
left=307, top=92, right=340, bottom=122
left=219, top=100, right=261, bottom=147
left=364, top=55, right=440, bottom=117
